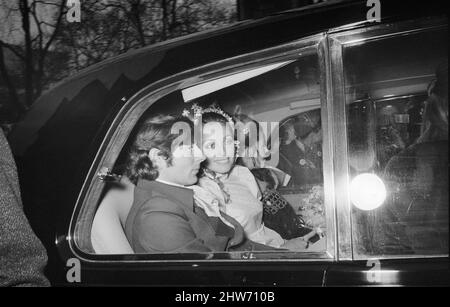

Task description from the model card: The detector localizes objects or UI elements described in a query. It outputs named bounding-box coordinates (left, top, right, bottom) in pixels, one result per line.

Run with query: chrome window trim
left=67, top=252, right=336, bottom=265
left=328, top=15, right=447, bottom=43
left=327, top=35, right=353, bottom=261
left=327, top=17, right=448, bottom=261
left=68, top=33, right=339, bottom=264
left=318, top=37, right=338, bottom=262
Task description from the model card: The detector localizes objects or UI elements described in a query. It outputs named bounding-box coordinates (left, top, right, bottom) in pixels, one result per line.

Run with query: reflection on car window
left=275, top=109, right=325, bottom=236
left=89, top=53, right=328, bottom=257
left=344, top=28, right=448, bottom=257
left=279, top=110, right=323, bottom=186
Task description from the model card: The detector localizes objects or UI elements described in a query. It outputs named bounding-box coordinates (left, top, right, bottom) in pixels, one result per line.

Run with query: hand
left=294, top=139, right=306, bottom=152
left=299, top=158, right=315, bottom=168
left=280, top=237, right=309, bottom=251
left=302, top=229, right=318, bottom=241
left=307, top=159, right=316, bottom=169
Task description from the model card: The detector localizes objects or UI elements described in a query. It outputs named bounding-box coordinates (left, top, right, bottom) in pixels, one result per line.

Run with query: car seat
left=91, top=176, right=135, bottom=254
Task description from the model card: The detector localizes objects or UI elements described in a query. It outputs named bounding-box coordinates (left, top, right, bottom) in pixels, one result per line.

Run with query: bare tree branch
left=0, top=41, right=25, bottom=61
left=30, top=1, right=44, bottom=52
left=19, top=0, right=34, bottom=107
left=0, top=43, right=28, bottom=116
left=42, top=0, right=65, bottom=54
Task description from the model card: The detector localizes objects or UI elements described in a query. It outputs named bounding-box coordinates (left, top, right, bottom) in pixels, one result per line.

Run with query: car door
left=61, top=33, right=339, bottom=286
left=325, top=15, right=449, bottom=286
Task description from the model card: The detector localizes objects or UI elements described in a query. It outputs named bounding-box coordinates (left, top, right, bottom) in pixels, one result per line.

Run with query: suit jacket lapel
left=194, top=205, right=234, bottom=238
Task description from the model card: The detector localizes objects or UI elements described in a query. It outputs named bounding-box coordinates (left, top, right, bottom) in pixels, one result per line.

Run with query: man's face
left=159, top=145, right=205, bottom=186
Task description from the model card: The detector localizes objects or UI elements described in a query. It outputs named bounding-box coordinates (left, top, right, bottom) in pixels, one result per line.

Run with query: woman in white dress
left=184, top=104, right=315, bottom=251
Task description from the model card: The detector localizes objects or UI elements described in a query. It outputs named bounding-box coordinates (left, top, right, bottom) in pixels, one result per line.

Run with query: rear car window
left=344, top=27, right=448, bottom=258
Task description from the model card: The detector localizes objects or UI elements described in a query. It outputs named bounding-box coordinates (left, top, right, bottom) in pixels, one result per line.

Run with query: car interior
left=90, top=56, right=326, bottom=255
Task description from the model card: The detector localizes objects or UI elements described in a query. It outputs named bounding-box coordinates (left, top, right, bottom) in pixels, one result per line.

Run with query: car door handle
left=97, top=167, right=122, bottom=182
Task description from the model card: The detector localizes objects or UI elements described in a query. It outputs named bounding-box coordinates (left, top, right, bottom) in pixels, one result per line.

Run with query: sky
left=0, top=0, right=60, bottom=45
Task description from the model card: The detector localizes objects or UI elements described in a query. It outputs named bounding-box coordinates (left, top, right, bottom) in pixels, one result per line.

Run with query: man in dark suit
left=0, top=129, right=49, bottom=286
left=126, top=179, right=253, bottom=253
left=124, top=116, right=274, bottom=253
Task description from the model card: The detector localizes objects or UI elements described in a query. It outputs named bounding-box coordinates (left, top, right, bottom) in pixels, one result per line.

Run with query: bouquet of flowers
left=298, top=185, right=326, bottom=234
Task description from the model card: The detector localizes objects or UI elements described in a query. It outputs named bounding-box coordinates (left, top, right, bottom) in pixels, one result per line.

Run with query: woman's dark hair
left=432, top=60, right=448, bottom=99
left=125, top=115, right=194, bottom=184
left=199, top=107, right=235, bottom=175
left=201, top=110, right=233, bottom=125
left=234, top=112, right=261, bottom=148
left=233, top=112, right=271, bottom=166
left=201, top=107, right=235, bottom=150
left=418, top=61, right=448, bottom=143
left=251, top=168, right=276, bottom=190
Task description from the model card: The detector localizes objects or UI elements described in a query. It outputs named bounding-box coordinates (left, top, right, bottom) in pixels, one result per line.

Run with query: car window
left=87, top=50, right=331, bottom=259
left=343, top=27, right=448, bottom=258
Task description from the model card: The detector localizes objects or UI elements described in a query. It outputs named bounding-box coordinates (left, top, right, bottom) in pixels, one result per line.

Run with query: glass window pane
left=90, top=53, right=329, bottom=258
left=344, top=28, right=448, bottom=257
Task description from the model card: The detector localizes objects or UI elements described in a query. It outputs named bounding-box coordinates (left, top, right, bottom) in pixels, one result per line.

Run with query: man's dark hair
left=125, top=115, right=194, bottom=184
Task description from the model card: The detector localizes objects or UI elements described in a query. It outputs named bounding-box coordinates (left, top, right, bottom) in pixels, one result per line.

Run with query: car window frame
left=327, top=16, right=448, bottom=261
left=67, top=15, right=448, bottom=265
left=67, top=32, right=339, bottom=264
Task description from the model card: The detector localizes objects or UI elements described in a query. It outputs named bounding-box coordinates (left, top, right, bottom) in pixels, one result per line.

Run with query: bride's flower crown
left=182, top=103, right=234, bottom=125
left=182, top=103, right=240, bottom=150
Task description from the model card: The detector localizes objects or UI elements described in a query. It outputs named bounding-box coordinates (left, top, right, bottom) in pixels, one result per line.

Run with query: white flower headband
left=182, top=103, right=240, bottom=150
left=182, top=103, right=234, bottom=125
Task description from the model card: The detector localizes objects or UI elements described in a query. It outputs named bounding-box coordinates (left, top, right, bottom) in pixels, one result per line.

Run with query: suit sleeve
left=221, top=211, right=285, bottom=252
left=229, top=238, right=286, bottom=252
left=0, top=131, right=50, bottom=287
left=133, top=197, right=213, bottom=253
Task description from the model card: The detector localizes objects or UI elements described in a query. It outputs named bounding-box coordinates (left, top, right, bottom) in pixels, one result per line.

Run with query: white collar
left=155, top=178, right=187, bottom=189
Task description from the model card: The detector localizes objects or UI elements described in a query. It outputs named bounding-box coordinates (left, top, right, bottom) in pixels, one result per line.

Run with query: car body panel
left=7, top=0, right=448, bottom=285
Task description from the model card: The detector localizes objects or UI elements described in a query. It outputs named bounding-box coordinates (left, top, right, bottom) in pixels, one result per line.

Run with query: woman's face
left=202, top=121, right=235, bottom=174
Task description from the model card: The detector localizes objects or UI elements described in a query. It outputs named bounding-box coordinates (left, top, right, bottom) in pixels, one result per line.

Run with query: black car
left=9, top=0, right=448, bottom=286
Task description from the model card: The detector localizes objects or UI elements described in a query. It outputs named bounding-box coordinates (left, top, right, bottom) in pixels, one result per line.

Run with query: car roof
left=20, top=0, right=360, bottom=95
